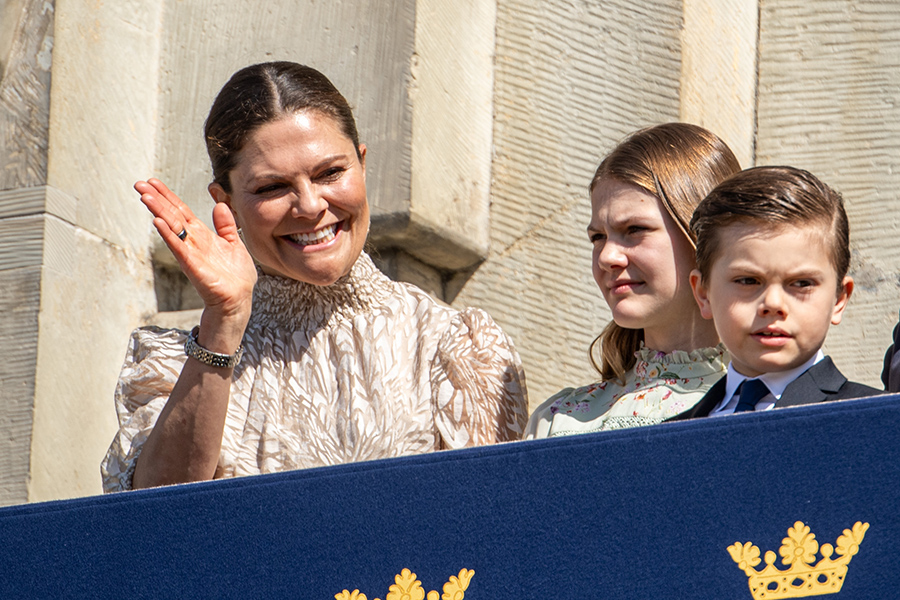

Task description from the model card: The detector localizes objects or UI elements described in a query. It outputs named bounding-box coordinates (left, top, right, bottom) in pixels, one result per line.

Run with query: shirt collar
left=723, top=350, right=825, bottom=401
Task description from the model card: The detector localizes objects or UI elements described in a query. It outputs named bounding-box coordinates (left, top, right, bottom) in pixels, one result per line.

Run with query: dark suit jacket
left=882, top=315, right=900, bottom=392
left=668, top=356, right=882, bottom=421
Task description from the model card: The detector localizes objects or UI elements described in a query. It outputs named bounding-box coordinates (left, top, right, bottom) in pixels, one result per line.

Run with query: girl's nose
left=596, top=240, right=628, bottom=271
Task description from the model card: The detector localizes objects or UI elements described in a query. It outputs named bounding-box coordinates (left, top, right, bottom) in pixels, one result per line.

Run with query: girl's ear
left=831, top=276, right=854, bottom=325
left=690, top=269, right=714, bottom=320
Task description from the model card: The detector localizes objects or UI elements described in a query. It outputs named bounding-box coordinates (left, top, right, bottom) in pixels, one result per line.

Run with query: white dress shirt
left=709, top=350, right=825, bottom=416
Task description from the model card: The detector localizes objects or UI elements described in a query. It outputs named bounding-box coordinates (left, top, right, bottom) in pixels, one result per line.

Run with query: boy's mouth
left=752, top=327, right=791, bottom=344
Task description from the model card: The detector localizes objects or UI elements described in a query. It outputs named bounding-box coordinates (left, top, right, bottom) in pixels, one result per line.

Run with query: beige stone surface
left=680, top=0, right=758, bottom=167
left=399, top=0, right=496, bottom=270
left=47, top=0, right=163, bottom=252
left=756, top=0, right=900, bottom=387
left=454, top=0, right=685, bottom=408
left=29, top=219, right=154, bottom=501
left=0, top=262, right=40, bottom=507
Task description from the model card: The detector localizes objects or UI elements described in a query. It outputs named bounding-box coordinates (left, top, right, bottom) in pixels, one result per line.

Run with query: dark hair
left=692, top=166, right=850, bottom=287
left=588, top=123, right=741, bottom=382
left=204, top=62, right=361, bottom=192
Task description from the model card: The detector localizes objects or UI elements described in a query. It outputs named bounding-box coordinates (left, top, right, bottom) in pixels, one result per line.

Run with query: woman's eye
left=317, top=167, right=345, bottom=182
left=254, top=183, right=284, bottom=195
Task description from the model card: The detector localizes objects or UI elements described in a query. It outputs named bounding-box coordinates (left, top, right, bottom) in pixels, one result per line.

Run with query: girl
left=525, top=123, right=740, bottom=438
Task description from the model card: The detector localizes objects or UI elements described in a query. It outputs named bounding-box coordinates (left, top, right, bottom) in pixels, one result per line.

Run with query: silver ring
left=177, top=228, right=188, bottom=241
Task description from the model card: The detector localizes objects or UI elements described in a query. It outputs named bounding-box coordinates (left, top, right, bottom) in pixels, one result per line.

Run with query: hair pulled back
left=588, top=123, right=741, bottom=383
left=692, top=166, right=850, bottom=285
left=204, top=61, right=361, bottom=192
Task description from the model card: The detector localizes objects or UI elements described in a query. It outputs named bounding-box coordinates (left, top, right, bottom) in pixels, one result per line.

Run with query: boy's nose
left=758, top=285, right=787, bottom=316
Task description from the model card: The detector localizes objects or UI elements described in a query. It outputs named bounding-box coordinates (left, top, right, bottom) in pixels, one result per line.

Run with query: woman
left=525, top=123, right=740, bottom=438
left=102, top=62, right=528, bottom=491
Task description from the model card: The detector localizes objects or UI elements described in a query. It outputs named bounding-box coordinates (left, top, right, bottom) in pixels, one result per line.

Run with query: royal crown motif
left=728, top=521, right=868, bottom=599
left=335, top=568, right=473, bottom=600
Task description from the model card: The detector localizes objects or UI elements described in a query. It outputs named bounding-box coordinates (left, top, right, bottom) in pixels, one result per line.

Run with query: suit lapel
left=686, top=377, right=727, bottom=418
left=776, top=357, right=846, bottom=408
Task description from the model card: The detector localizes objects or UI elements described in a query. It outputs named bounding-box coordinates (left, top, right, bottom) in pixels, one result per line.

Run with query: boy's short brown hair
left=691, top=166, right=850, bottom=286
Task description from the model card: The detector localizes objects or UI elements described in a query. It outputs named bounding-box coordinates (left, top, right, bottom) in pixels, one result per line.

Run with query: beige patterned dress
left=102, top=253, right=528, bottom=492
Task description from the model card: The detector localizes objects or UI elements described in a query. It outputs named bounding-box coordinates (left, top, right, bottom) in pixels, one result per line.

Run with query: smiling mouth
left=286, top=222, right=340, bottom=247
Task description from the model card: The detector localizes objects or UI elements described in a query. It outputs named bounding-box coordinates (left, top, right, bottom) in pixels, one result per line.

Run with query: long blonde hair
left=588, top=123, right=741, bottom=383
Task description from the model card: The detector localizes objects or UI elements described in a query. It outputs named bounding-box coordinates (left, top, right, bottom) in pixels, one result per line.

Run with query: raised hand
left=135, top=178, right=257, bottom=331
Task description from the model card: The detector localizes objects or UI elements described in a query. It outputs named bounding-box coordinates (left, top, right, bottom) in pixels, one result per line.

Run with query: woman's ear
left=358, top=144, right=367, bottom=180
left=690, top=269, right=714, bottom=320
left=831, top=276, right=854, bottom=325
left=208, top=182, right=238, bottom=221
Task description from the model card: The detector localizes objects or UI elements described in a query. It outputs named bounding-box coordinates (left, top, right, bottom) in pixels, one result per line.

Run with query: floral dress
left=102, top=253, right=528, bottom=492
left=524, top=345, right=727, bottom=439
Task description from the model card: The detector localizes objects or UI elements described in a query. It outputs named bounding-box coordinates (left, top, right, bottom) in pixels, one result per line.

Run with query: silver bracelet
left=184, top=326, right=243, bottom=369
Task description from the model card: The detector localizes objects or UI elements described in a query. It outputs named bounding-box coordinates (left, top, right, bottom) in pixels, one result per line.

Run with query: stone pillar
left=0, top=0, right=55, bottom=506
left=680, top=0, right=759, bottom=168
left=0, top=0, right=163, bottom=506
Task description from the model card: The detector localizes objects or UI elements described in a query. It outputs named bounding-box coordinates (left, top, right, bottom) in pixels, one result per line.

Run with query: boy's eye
left=734, top=277, right=759, bottom=286
left=792, top=279, right=816, bottom=288
left=589, top=232, right=606, bottom=243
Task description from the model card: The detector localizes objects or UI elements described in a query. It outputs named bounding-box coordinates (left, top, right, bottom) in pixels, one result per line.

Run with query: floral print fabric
left=102, top=253, right=528, bottom=492
left=524, top=345, right=727, bottom=438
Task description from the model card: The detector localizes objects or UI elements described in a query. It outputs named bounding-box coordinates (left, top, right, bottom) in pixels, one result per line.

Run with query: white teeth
left=288, top=223, right=338, bottom=246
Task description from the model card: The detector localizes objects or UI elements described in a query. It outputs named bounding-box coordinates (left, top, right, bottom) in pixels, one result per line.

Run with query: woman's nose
left=290, top=181, right=328, bottom=218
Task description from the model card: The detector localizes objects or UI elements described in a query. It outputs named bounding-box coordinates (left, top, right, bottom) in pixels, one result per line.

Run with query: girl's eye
left=626, top=225, right=647, bottom=235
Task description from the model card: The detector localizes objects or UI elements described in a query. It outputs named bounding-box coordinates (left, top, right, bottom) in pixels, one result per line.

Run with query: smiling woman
left=101, top=62, right=528, bottom=491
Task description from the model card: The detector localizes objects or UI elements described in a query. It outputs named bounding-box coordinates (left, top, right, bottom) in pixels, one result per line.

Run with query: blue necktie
left=734, top=379, right=770, bottom=413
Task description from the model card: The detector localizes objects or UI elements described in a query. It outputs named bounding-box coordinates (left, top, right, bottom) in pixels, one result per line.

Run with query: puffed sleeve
left=430, top=308, right=528, bottom=448
left=100, top=326, right=189, bottom=492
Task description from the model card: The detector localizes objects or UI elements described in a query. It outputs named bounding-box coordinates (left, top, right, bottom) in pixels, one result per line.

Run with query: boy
left=669, top=166, right=880, bottom=421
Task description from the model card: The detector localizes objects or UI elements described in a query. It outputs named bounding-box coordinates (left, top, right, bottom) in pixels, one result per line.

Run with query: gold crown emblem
left=728, top=521, right=868, bottom=599
left=335, top=568, right=473, bottom=600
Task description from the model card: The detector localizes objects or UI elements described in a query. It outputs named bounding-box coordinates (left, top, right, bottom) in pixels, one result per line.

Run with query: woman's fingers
left=135, top=178, right=197, bottom=241
left=211, top=202, right=240, bottom=243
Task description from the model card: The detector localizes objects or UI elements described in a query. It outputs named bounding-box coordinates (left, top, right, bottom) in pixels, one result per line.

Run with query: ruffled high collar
left=632, top=343, right=728, bottom=381
left=249, top=252, right=395, bottom=329
left=635, top=343, right=727, bottom=365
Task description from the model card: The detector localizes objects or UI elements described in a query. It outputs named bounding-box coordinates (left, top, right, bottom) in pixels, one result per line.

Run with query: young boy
left=669, top=166, right=880, bottom=421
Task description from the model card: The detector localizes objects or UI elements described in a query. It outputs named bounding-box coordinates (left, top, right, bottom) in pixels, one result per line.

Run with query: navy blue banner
left=1, top=393, right=897, bottom=599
